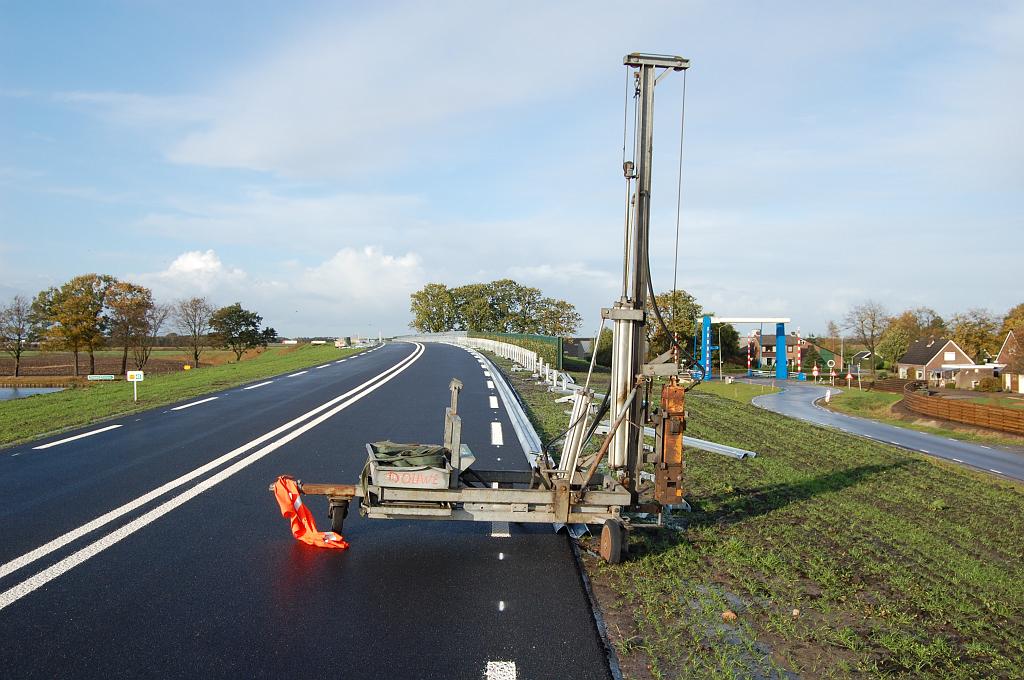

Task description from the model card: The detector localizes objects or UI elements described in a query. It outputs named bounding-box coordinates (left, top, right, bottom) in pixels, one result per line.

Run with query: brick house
left=997, top=330, right=1024, bottom=393
left=896, top=338, right=974, bottom=384
left=753, top=332, right=804, bottom=369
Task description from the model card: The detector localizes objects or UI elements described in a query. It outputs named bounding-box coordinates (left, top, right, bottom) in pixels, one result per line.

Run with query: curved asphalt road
left=752, top=381, right=1024, bottom=481
left=0, top=342, right=611, bottom=680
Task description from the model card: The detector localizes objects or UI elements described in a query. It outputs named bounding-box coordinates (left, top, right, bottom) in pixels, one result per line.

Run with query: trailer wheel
left=330, top=501, right=349, bottom=535
left=599, top=518, right=625, bottom=564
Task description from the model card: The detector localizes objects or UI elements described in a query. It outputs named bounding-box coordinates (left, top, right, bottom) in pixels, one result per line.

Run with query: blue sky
left=2, top=1, right=1021, bottom=338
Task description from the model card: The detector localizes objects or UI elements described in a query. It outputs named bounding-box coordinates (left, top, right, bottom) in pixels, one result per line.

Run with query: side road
left=751, top=381, right=1024, bottom=482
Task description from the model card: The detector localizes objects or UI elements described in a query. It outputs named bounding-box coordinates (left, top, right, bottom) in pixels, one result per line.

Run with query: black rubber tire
left=330, top=501, right=348, bottom=535
left=599, top=518, right=625, bottom=564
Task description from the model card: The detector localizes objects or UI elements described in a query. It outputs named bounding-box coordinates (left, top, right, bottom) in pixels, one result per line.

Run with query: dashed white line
left=288, top=371, right=308, bottom=377
left=487, top=380, right=495, bottom=390
left=489, top=396, right=499, bottom=409
left=316, top=364, right=330, bottom=369
left=31, top=425, right=123, bottom=450
left=484, top=370, right=491, bottom=377
left=170, top=397, right=218, bottom=411
left=951, top=458, right=964, bottom=463
left=980, top=445, right=992, bottom=450
left=498, top=552, right=505, bottom=561
left=491, top=521, right=510, bottom=537
left=990, top=468, right=1004, bottom=475
left=920, top=449, right=931, bottom=454
left=243, top=381, right=273, bottom=390
left=491, top=422, right=503, bottom=446
left=335, top=360, right=346, bottom=364
left=498, top=601, right=506, bottom=612
left=485, top=661, right=516, bottom=679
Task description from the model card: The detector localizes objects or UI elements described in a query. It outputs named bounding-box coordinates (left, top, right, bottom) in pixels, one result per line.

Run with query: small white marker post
left=126, top=371, right=144, bottom=402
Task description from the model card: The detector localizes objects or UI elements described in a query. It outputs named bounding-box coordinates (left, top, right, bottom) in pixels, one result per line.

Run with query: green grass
left=693, top=380, right=779, bottom=404
left=0, top=345, right=364, bottom=448
left=492, top=356, right=1024, bottom=679
left=828, top=389, right=1024, bottom=449
left=967, top=395, right=1024, bottom=410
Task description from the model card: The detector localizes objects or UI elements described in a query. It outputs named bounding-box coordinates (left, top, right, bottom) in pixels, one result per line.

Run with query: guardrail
left=902, top=382, right=1024, bottom=435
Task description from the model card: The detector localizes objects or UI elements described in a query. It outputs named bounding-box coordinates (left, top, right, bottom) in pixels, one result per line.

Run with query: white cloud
left=133, top=247, right=424, bottom=335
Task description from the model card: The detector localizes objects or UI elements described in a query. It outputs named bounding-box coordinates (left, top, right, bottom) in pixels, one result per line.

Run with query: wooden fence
left=901, top=383, right=1024, bottom=435
left=866, top=378, right=912, bottom=394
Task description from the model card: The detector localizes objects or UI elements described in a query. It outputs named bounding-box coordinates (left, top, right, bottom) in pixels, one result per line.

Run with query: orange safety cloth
left=272, top=475, right=350, bottom=550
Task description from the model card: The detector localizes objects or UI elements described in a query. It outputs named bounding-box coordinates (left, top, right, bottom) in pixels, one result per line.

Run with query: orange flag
left=272, top=475, right=349, bottom=550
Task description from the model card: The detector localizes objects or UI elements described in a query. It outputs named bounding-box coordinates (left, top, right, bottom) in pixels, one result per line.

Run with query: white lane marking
left=288, top=371, right=308, bottom=377
left=0, top=344, right=425, bottom=611
left=335, top=360, right=346, bottom=364
left=947, top=438, right=957, bottom=442
left=486, top=661, right=516, bottom=679
left=487, top=380, right=495, bottom=390
left=491, top=521, right=510, bottom=538
left=489, top=396, right=499, bottom=409
left=990, top=469, right=1004, bottom=475
left=316, top=364, right=330, bottom=369
left=243, top=381, right=273, bottom=390
left=498, top=601, right=506, bottom=612
left=170, top=397, right=218, bottom=411
left=31, top=425, right=123, bottom=450
left=496, top=457, right=501, bottom=461
left=491, top=422, right=503, bottom=446
left=951, top=458, right=964, bottom=463
left=498, top=552, right=505, bottom=560
left=0, top=344, right=425, bottom=584
left=980, top=445, right=992, bottom=450
left=484, top=370, right=491, bottom=377
left=920, top=449, right=931, bottom=454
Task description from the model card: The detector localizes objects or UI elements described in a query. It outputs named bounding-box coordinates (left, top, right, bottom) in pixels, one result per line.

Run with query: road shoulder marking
left=32, top=425, right=123, bottom=450
left=170, top=397, right=219, bottom=411
left=243, top=381, right=273, bottom=390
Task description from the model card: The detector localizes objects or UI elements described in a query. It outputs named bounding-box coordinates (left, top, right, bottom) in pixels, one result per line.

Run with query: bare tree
left=1, top=295, right=35, bottom=377
left=844, top=301, right=888, bottom=378
left=133, top=302, right=171, bottom=370
left=173, top=297, right=214, bottom=368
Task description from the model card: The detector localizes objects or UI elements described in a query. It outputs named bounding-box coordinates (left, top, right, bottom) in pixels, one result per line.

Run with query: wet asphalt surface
left=0, top=342, right=612, bottom=679
left=751, top=380, right=1024, bottom=481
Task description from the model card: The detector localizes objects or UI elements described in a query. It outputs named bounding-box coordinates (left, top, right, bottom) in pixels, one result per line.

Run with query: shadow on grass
left=685, top=460, right=915, bottom=529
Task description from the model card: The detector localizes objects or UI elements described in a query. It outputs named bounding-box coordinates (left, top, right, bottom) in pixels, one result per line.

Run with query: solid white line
left=31, top=425, right=123, bottom=450
left=0, top=344, right=425, bottom=611
left=170, top=397, right=218, bottom=411
left=487, top=380, right=495, bottom=390
left=486, top=661, right=516, bottom=680
left=489, top=396, right=499, bottom=409
left=491, top=422, right=503, bottom=446
left=0, top=344, right=425, bottom=587
left=491, top=521, right=510, bottom=538
left=316, top=364, right=330, bottom=369
left=288, top=371, right=308, bottom=377
left=990, top=468, right=1004, bottom=475
left=243, top=381, right=273, bottom=390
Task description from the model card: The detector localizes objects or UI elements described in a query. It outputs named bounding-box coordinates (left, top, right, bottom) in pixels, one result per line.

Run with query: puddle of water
left=0, top=387, right=66, bottom=401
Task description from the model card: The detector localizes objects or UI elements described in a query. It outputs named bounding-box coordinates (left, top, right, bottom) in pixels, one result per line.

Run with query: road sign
left=826, top=359, right=836, bottom=368
left=812, top=365, right=820, bottom=377
left=126, top=371, right=144, bottom=402
left=87, top=374, right=115, bottom=381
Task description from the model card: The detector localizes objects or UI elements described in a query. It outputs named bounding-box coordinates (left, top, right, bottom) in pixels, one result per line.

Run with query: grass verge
left=0, top=345, right=364, bottom=448
left=827, top=389, right=1024, bottom=449
left=492, top=356, right=1024, bottom=679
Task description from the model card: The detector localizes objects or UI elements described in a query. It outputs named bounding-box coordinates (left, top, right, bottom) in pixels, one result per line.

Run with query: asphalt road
left=0, top=342, right=612, bottom=680
left=751, top=381, right=1024, bottom=481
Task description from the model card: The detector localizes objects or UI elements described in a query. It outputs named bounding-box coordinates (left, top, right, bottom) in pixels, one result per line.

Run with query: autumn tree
left=174, top=296, right=215, bottom=367
left=843, top=300, right=888, bottom=378
left=1002, top=303, right=1024, bottom=335
left=949, top=308, right=1000, bottom=362
left=0, top=295, right=35, bottom=377
left=32, top=274, right=114, bottom=375
left=106, top=281, right=154, bottom=375
left=209, top=303, right=276, bottom=361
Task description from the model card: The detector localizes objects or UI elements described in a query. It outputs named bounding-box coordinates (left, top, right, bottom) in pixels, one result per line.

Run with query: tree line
left=0, top=274, right=277, bottom=377
left=409, top=279, right=583, bottom=336
left=827, top=301, right=1024, bottom=377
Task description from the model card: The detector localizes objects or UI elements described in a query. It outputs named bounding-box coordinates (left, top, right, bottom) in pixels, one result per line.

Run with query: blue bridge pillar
left=775, top=322, right=787, bottom=380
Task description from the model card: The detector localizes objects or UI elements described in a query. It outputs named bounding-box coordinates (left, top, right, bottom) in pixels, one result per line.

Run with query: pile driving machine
left=281, top=53, right=700, bottom=563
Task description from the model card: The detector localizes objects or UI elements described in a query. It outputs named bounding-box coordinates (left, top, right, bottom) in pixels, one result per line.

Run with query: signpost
left=812, top=364, right=820, bottom=382
left=127, top=371, right=144, bottom=402
left=87, top=374, right=115, bottom=381
left=827, top=359, right=836, bottom=386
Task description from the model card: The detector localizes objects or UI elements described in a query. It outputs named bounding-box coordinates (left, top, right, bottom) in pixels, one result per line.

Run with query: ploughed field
left=0, top=349, right=251, bottom=377
left=497, top=359, right=1024, bottom=679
